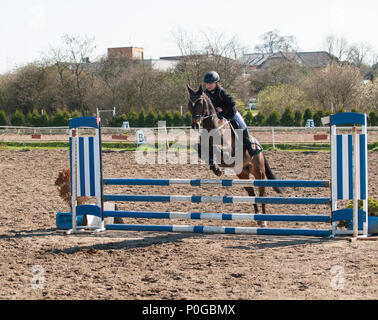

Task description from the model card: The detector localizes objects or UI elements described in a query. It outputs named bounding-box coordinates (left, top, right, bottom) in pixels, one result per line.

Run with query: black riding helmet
left=204, top=71, right=220, bottom=83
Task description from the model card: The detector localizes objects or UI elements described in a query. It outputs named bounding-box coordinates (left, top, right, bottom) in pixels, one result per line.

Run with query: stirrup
left=246, top=143, right=262, bottom=157
left=251, top=146, right=263, bottom=156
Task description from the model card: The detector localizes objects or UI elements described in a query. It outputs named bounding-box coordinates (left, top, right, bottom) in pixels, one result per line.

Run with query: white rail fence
left=1, top=125, right=377, bottom=147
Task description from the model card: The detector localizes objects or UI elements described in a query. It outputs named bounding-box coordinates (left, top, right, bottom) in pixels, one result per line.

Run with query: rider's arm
left=219, top=89, right=237, bottom=119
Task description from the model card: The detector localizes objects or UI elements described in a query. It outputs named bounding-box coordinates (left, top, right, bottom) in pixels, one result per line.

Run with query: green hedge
left=0, top=110, right=7, bottom=126
left=2, top=108, right=377, bottom=128
left=368, top=111, right=377, bottom=126
left=6, top=108, right=80, bottom=127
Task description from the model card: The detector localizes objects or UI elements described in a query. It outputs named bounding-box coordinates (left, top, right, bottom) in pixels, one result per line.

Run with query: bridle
left=189, top=94, right=210, bottom=122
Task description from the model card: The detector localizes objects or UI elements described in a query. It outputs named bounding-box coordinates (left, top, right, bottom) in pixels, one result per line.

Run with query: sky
left=0, top=0, right=377, bottom=74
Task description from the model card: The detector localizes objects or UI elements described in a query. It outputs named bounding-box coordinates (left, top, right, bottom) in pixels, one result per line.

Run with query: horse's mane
left=202, top=92, right=217, bottom=119
left=202, top=91, right=231, bottom=131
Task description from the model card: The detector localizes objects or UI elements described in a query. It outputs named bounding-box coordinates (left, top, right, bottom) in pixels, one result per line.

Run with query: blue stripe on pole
left=103, top=178, right=329, bottom=188
left=102, top=210, right=331, bottom=222
left=191, top=196, right=201, bottom=203
left=336, top=135, right=343, bottom=200
left=222, top=180, right=233, bottom=186
left=252, top=180, right=329, bottom=187
left=102, top=194, right=330, bottom=204
left=252, top=214, right=331, bottom=222
left=105, top=224, right=332, bottom=237
left=105, top=211, right=173, bottom=219
left=348, top=134, right=353, bottom=200
left=193, top=226, right=204, bottom=233
left=256, top=228, right=331, bottom=237
left=190, top=179, right=201, bottom=186
left=254, top=197, right=330, bottom=204
left=88, top=137, right=95, bottom=196
left=222, top=213, right=233, bottom=220
left=107, top=224, right=174, bottom=232
left=359, top=134, right=367, bottom=199
left=105, top=178, right=172, bottom=186
left=223, top=196, right=234, bottom=203
left=104, top=195, right=171, bottom=202
left=225, top=227, right=236, bottom=234
left=191, top=212, right=201, bottom=219
left=78, top=137, right=86, bottom=196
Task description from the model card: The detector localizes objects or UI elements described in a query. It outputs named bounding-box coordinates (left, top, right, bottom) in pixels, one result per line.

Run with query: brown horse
left=187, top=85, right=282, bottom=222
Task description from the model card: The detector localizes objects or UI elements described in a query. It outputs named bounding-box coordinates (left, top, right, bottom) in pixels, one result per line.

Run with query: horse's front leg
left=197, top=142, right=221, bottom=176
left=208, top=141, right=222, bottom=176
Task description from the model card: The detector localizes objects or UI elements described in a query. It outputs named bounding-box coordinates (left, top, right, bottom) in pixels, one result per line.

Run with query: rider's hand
left=216, top=107, right=222, bottom=113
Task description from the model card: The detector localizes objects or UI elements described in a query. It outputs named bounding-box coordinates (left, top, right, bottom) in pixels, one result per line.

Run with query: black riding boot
left=243, top=129, right=257, bottom=157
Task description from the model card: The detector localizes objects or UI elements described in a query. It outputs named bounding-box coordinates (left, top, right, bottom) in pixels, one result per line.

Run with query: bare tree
left=93, top=55, right=135, bottom=112
left=44, top=34, right=96, bottom=113
left=249, top=62, right=306, bottom=96
left=254, top=30, right=299, bottom=54
left=202, top=31, right=247, bottom=60
left=171, top=28, right=202, bottom=86
left=201, top=31, right=247, bottom=91
left=346, top=42, right=373, bottom=68
left=323, top=35, right=376, bottom=68
left=358, top=80, right=378, bottom=113
left=304, top=63, right=363, bottom=112
left=171, top=28, right=247, bottom=100
left=323, top=34, right=349, bottom=61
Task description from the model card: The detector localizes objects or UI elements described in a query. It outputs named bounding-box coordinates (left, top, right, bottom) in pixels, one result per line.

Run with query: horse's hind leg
left=254, top=182, right=268, bottom=227
left=237, top=168, right=264, bottom=226
left=244, top=186, right=259, bottom=214
left=251, top=157, right=268, bottom=227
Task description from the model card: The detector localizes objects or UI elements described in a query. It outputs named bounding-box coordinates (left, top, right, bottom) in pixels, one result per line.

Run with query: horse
left=187, top=85, right=283, bottom=223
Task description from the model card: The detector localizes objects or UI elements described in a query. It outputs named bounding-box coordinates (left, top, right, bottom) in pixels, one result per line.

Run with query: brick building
left=107, top=47, right=144, bottom=60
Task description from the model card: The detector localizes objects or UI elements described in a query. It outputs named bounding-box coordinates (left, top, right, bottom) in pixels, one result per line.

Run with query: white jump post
left=68, top=129, right=77, bottom=234
left=323, top=112, right=369, bottom=239
left=352, top=126, right=358, bottom=238
left=66, top=117, right=105, bottom=234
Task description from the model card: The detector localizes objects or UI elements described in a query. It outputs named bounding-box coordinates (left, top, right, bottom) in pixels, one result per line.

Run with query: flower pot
left=314, top=134, right=328, bottom=140
left=112, top=134, right=128, bottom=140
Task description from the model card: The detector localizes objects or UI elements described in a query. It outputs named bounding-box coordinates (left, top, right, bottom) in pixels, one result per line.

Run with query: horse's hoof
left=210, top=164, right=222, bottom=176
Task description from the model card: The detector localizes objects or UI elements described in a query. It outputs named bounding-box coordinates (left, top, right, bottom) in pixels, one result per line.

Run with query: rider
left=203, top=71, right=257, bottom=157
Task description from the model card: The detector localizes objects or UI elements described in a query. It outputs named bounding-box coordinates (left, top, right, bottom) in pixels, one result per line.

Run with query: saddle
left=227, top=120, right=263, bottom=158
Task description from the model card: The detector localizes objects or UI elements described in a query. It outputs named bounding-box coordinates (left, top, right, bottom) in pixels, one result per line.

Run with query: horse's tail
left=264, top=154, right=283, bottom=194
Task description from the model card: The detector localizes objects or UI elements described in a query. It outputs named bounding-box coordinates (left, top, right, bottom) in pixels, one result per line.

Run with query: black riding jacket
left=205, top=86, right=237, bottom=120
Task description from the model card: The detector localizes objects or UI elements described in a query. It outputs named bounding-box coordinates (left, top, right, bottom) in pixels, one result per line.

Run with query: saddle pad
left=250, top=135, right=263, bottom=152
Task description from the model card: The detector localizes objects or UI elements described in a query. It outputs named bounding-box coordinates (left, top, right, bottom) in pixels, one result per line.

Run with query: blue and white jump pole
left=64, top=112, right=369, bottom=238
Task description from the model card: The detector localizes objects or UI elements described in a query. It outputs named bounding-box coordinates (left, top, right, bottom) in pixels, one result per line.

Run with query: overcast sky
left=1, top=0, right=377, bottom=73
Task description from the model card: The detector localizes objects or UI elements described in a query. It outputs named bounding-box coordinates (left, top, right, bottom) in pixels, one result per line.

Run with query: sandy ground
left=0, top=144, right=377, bottom=300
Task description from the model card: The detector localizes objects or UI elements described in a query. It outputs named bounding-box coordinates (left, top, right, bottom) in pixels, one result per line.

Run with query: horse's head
left=187, top=85, right=209, bottom=130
